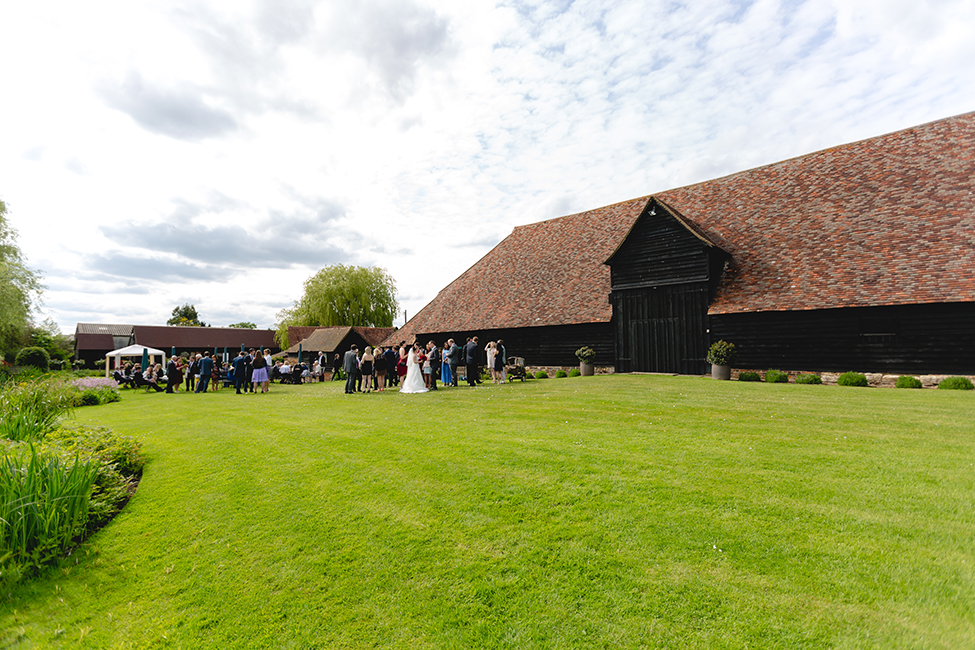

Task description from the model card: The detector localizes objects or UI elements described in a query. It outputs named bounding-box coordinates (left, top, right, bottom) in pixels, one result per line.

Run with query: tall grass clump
left=0, top=444, right=98, bottom=586
left=0, top=378, right=74, bottom=442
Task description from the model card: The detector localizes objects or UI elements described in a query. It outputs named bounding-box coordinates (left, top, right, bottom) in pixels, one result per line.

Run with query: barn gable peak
left=604, top=197, right=723, bottom=267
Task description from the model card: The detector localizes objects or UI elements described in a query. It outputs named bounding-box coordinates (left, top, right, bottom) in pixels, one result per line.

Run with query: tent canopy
left=107, top=344, right=167, bottom=357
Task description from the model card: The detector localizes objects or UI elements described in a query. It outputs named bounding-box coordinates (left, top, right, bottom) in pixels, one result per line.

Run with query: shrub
left=938, top=376, right=974, bottom=390
left=555, top=370, right=568, bottom=378
left=15, top=347, right=50, bottom=371
left=794, top=373, right=822, bottom=385
left=575, top=347, right=596, bottom=364
left=738, top=371, right=760, bottom=382
left=765, top=369, right=789, bottom=383
left=895, top=376, right=923, bottom=389
left=534, top=371, right=549, bottom=379
left=0, top=378, right=74, bottom=442
left=838, top=371, right=868, bottom=387
left=44, top=424, right=144, bottom=484
left=568, top=368, right=581, bottom=377
left=706, top=340, right=738, bottom=366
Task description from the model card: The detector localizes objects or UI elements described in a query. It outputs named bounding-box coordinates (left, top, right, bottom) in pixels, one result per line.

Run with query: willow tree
left=0, top=200, right=43, bottom=357
left=275, top=265, right=397, bottom=348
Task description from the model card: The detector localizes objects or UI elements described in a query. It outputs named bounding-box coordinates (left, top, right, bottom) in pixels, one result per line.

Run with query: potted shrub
left=705, top=340, right=738, bottom=380
left=575, top=346, right=596, bottom=376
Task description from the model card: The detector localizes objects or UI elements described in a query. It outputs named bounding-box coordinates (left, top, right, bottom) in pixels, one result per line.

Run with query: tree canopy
left=0, top=200, right=44, bottom=358
left=275, top=265, right=398, bottom=348
left=167, top=303, right=208, bottom=327
left=227, top=322, right=257, bottom=329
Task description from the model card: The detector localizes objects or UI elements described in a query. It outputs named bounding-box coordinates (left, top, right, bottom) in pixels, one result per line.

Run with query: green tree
left=29, top=317, right=73, bottom=362
left=275, top=265, right=397, bottom=348
left=227, top=322, right=257, bottom=329
left=167, top=303, right=207, bottom=327
left=0, top=200, right=44, bottom=358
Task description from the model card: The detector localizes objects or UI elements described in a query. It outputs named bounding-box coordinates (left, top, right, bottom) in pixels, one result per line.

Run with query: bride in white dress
left=400, top=344, right=428, bottom=394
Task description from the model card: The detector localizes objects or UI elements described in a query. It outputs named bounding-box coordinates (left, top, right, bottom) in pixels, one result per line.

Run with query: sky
left=1, top=0, right=973, bottom=334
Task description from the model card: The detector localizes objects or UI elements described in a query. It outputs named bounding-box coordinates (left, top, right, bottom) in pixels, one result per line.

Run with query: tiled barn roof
left=132, top=325, right=276, bottom=350
left=395, top=111, right=975, bottom=337
left=389, top=197, right=647, bottom=344
left=657, top=111, right=975, bottom=314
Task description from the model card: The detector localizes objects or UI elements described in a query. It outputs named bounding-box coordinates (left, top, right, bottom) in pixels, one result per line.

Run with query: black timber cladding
left=415, top=322, right=614, bottom=368
left=607, top=200, right=729, bottom=374
left=710, top=301, right=975, bottom=374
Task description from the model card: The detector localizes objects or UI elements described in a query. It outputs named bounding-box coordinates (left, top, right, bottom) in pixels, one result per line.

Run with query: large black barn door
left=613, top=282, right=710, bottom=374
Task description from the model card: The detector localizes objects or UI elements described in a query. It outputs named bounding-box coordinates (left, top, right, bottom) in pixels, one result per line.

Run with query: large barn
left=389, top=112, right=975, bottom=375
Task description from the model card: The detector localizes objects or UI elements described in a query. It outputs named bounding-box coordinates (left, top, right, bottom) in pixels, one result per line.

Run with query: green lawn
left=2, top=375, right=973, bottom=648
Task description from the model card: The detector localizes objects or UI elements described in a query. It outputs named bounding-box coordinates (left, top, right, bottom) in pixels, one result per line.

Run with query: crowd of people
left=111, top=337, right=507, bottom=396
left=339, top=337, right=506, bottom=394
left=112, top=348, right=317, bottom=395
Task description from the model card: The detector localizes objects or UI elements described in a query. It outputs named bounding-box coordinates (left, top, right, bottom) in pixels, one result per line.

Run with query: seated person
left=131, top=364, right=148, bottom=388
left=279, top=361, right=292, bottom=382
left=113, top=369, right=135, bottom=388
left=144, top=364, right=165, bottom=392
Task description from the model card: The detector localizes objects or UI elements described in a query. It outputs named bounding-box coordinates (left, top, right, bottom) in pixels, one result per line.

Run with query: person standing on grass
left=195, top=352, right=214, bottom=393
left=440, top=342, right=453, bottom=386
left=360, top=346, right=375, bottom=393
left=383, top=346, right=398, bottom=387
left=186, top=353, right=199, bottom=392
left=485, top=341, right=497, bottom=384
left=252, top=349, right=270, bottom=393
left=343, top=345, right=359, bottom=394
left=426, top=340, right=440, bottom=391
left=496, top=339, right=506, bottom=384
left=165, top=355, right=180, bottom=393
left=446, top=338, right=460, bottom=387
left=232, top=350, right=247, bottom=394
left=374, top=347, right=388, bottom=391
left=464, top=337, right=479, bottom=387
left=398, top=342, right=409, bottom=384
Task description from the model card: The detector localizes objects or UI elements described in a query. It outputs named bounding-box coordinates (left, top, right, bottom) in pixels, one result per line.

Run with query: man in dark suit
left=165, top=355, right=180, bottom=393
left=427, top=340, right=440, bottom=391
left=343, top=345, right=359, bottom=394
left=383, top=346, right=398, bottom=387
left=232, top=350, right=248, bottom=394
left=464, top=337, right=479, bottom=387
left=446, top=339, right=460, bottom=387
left=195, top=352, right=214, bottom=393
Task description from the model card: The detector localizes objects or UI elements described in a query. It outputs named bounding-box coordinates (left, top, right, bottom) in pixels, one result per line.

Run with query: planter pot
left=711, top=364, right=731, bottom=380
left=580, top=362, right=595, bottom=376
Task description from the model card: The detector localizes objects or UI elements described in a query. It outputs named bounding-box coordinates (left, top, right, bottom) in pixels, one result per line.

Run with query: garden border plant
left=837, top=371, right=869, bottom=387
left=938, top=376, right=974, bottom=390
left=0, top=376, right=143, bottom=587
left=895, top=376, right=923, bottom=389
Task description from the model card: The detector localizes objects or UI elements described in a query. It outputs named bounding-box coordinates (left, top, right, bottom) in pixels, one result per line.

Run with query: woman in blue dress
left=440, top=343, right=453, bottom=386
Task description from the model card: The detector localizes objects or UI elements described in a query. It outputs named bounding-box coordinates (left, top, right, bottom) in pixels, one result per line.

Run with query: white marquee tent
left=104, top=344, right=167, bottom=377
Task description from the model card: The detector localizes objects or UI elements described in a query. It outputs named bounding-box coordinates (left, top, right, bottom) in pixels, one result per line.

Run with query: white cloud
left=0, top=0, right=972, bottom=332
